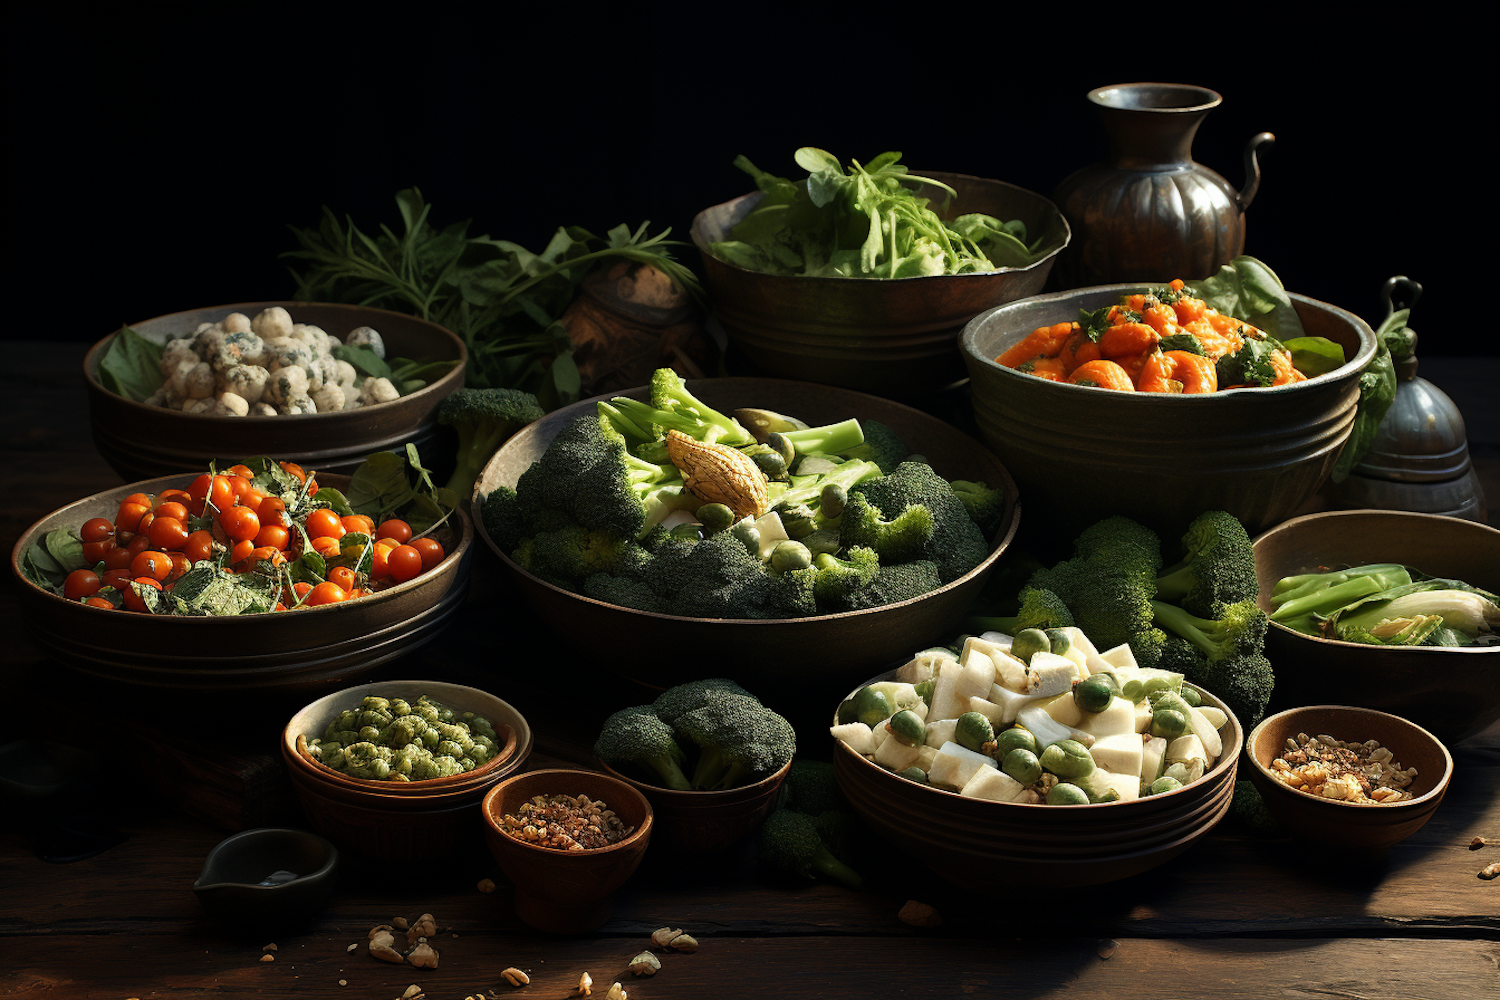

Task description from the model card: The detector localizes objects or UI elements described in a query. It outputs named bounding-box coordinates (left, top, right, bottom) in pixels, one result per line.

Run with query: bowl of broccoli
left=473, top=372, right=1021, bottom=688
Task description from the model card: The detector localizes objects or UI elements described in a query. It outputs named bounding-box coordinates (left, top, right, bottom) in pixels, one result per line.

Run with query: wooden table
left=3, top=342, right=1496, bottom=1000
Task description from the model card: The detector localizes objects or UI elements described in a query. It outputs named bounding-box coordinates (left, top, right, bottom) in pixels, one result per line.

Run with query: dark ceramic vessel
left=193, top=828, right=339, bottom=927
left=473, top=378, right=1021, bottom=689
left=961, top=286, right=1376, bottom=538
left=692, top=173, right=1068, bottom=398
left=83, top=301, right=467, bottom=480
left=598, top=756, right=791, bottom=854
left=1245, top=705, right=1452, bottom=851
left=1253, top=510, right=1500, bottom=742
left=11, top=474, right=473, bottom=692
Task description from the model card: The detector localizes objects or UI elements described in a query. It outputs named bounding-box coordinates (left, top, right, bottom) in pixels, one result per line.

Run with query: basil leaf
left=98, top=326, right=165, bottom=402
left=1283, top=336, right=1348, bottom=377
left=43, top=529, right=87, bottom=574
left=332, top=343, right=394, bottom=381
left=1186, top=256, right=1306, bottom=340
left=347, top=451, right=415, bottom=517
left=310, top=487, right=355, bottom=517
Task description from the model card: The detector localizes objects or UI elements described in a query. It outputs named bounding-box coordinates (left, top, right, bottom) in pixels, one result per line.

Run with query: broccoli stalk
left=1152, top=599, right=1268, bottom=664
left=593, top=705, right=693, bottom=791
left=1154, top=510, right=1258, bottom=616
left=602, top=368, right=758, bottom=446
left=967, top=585, right=1074, bottom=636
left=435, top=387, right=545, bottom=500
left=758, top=809, right=862, bottom=890
left=780, top=418, right=866, bottom=457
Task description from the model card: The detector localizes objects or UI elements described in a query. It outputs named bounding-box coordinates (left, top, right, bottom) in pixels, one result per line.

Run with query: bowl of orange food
left=959, top=278, right=1376, bottom=537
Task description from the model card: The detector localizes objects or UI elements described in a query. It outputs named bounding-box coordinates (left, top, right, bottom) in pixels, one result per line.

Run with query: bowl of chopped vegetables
left=830, top=625, right=1244, bottom=889
left=1244, top=705, right=1452, bottom=851
left=1253, top=509, right=1500, bottom=743
left=11, top=455, right=473, bottom=692
left=83, top=301, right=466, bottom=481
left=473, top=372, right=1021, bottom=689
left=692, top=148, right=1069, bottom=399
left=960, top=260, right=1378, bottom=537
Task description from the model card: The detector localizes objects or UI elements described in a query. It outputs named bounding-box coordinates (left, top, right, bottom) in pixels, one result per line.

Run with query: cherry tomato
left=370, top=544, right=391, bottom=580
left=148, top=516, right=190, bottom=551
left=125, top=534, right=152, bottom=559
left=184, top=530, right=217, bottom=564
left=219, top=506, right=261, bottom=543
left=386, top=544, right=423, bottom=583
left=310, top=535, right=341, bottom=558
left=305, top=509, right=345, bottom=540
left=82, top=539, right=115, bottom=564
left=410, top=537, right=445, bottom=571
left=279, top=461, right=307, bottom=483
left=80, top=517, right=114, bottom=543
left=63, top=569, right=102, bottom=601
left=228, top=539, right=256, bottom=565
left=189, top=474, right=235, bottom=515
left=166, top=552, right=192, bottom=583
left=103, top=546, right=135, bottom=571
left=115, top=500, right=150, bottom=534
left=254, top=524, right=290, bottom=551
left=130, top=549, right=172, bottom=582
left=227, top=474, right=252, bottom=504
left=289, top=581, right=313, bottom=604
left=256, top=496, right=289, bottom=528
left=101, top=568, right=134, bottom=592
left=377, top=519, right=412, bottom=544
left=304, top=582, right=347, bottom=606
left=157, top=488, right=193, bottom=507
left=85, top=596, right=115, bottom=609
left=242, top=488, right=267, bottom=513
left=122, top=577, right=162, bottom=612
left=327, top=566, right=358, bottom=592
left=134, top=511, right=155, bottom=539
left=341, top=514, right=375, bottom=536
left=306, top=476, right=318, bottom=496
left=152, top=500, right=189, bottom=521
left=228, top=464, right=255, bottom=479
left=122, top=492, right=152, bottom=508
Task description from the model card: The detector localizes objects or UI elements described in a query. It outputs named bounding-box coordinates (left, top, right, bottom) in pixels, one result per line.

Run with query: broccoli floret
left=436, top=387, right=545, bottom=499
left=1200, top=651, right=1275, bottom=729
left=948, top=479, right=1007, bottom=539
left=1230, top=779, right=1281, bottom=836
left=811, top=547, right=881, bottom=609
left=1030, top=516, right=1164, bottom=662
left=841, top=419, right=909, bottom=473
left=600, top=368, right=757, bottom=447
left=480, top=485, right=526, bottom=553
left=652, top=678, right=756, bottom=727
left=673, top=692, right=797, bottom=790
left=515, top=525, right=631, bottom=588
left=1155, top=510, right=1259, bottom=617
left=758, top=809, right=862, bottom=890
left=1157, top=634, right=1211, bottom=686
left=1152, top=599, right=1268, bottom=665
left=842, top=559, right=944, bottom=611
left=581, top=572, right=664, bottom=613
left=849, top=461, right=990, bottom=583
left=594, top=705, right=692, bottom=791
left=812, top=809, right=856, bottom=867
left=646, top=531, right=771, bottom=618
left=967, top=585, right=1074, bottom=636
left=778, top=760, right=846, bottom=816
left=838, top=492, right=934, bottom=564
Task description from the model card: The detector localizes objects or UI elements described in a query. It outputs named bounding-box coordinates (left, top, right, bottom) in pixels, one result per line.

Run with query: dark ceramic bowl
left=281, top=680, right=532, bottom=805
left=1253, top=509, right=1500, bottom=743
left=84, top=301, right=466, bottom=481
left=960, top=286, right=1377, bottom=537
left=832, top=671, right=1243, bottom=889
left=693, top=173, right=1069, bottom=398
left=481, top=769, right=653, bottom=934
left=10, top=473, right=473, bottom=692
left=1245, top=705, right=1452, bottom=851
left=193, top=828, right=339, bottom=927
left=598, top=755, right=792, bottom=853
left=473, top=377, right=1021, bottom=689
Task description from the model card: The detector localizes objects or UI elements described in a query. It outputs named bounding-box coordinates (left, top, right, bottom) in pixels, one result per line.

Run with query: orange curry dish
left=997, top=279, right=1308, bottom=393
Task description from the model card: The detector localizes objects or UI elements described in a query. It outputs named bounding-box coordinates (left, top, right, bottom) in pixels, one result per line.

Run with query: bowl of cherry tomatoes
left=10, top=458, right=473, bottom=692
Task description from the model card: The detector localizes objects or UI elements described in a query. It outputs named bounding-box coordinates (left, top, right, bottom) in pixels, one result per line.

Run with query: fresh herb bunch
left=284, top=188, right=701, bottom=408
left=709, top=147, right=1051, bottom=279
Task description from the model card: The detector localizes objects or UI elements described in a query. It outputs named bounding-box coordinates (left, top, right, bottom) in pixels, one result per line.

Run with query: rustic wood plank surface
left=3, top=342, right=1496, bottom=1000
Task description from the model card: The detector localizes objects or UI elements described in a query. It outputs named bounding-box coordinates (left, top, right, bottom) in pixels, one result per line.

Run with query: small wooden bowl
left=193, top=828, right=339, bottom=928
left=481, top=769, right=653, bottom=934
left=1245, top=705, right=1452, bottom=852
left=598, top=756, right=792, bottom=853
left=83, top=301, right=467, bottom=480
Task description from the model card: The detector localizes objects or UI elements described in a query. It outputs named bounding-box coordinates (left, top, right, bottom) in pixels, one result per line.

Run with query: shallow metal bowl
left=474, top=378, right=1021, bottom=689
left=961, top=286, right=1377, bottom=537
left=83, top=301, right=467, bottom=480
left=693, top=173, right=1069, bottom=399
left=832, top=670, right=1243, bottom=889
left=1253, top=509, right=1500, bottom=743
left=10, top=472, right=473, bottom=692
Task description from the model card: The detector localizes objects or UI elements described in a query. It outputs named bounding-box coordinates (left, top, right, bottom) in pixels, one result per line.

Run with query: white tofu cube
left=1043, top=692, right=1085, bottom=728
left=1078, top=696, right=1136, bottom=737
left=960, top=765, right=1026, bottom=802
left=873, top=735, right=924, bottom=772
left=928, top=742, right=997, bottom=790
left=830, top=722, right=876, bottom=755
left=924, top=718, right=958, bottom=749
left=1091, top=732, right=1144, bottom=778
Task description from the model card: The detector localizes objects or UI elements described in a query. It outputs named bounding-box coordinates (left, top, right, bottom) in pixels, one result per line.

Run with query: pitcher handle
left=1236, top=132, right=1276, bottom=211
left=1381, top=275, right=1423, bottom=320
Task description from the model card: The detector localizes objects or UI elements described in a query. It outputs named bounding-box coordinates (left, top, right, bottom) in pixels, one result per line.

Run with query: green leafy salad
left=709, top=147, right=1053, bottom=279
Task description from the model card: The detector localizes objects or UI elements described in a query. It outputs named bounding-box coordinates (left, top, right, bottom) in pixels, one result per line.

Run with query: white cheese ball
left=311, top=382, right=346, bottom=414
left=252, top=306, right=294, bottom=341
left=211, top=392, right=250, bottom=417
left=162, top=338, right=198, bottom=376
left=250, top=401, right=277, bottom=417
left=183, top=361, right=216, bottom=399
left=262, top=337, right=314, bottom=373
left=191, top=326, right=225, bottom=360
left=221, top=312, right=253, bottom=335
left=358, top=376, right=399, bottom=406
left=345, top=326, right=385, bottom=360
left=220, top=364, right=269, bottom=404
left=278, top=394, right=318, bottom=415
left=181, top=397, right=216, bottom=415
left=264, top=365, right=309, bottom=406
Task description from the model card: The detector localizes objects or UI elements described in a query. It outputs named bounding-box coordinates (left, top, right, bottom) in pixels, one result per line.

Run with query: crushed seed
left=1271, top=733, right=1416, bottom=805
left=498, top=793, right=634, bottom=851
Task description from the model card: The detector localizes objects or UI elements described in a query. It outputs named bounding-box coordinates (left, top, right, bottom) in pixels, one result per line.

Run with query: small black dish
left=193, top=828, right=339, bottom=928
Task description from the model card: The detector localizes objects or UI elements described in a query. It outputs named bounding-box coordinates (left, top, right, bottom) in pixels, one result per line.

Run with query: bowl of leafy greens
left=692, top=149, right=1069, bottom=399
left=83, top=300, right=467, bottom=482
left=960, top=259, right=1378, bottom=538
left=474, top=372, right=1021, bottom=689
left=1253, top=509, right=1500, bottom=743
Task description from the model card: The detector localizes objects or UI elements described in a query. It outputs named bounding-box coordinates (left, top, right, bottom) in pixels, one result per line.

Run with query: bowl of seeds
left=1245, top=704, right=1453, bottom=852
left=481, top=769, right=653, bottom=933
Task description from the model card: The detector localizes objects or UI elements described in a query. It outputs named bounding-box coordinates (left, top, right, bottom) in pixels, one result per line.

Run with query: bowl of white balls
left=83, top=300, right=467, bottom=480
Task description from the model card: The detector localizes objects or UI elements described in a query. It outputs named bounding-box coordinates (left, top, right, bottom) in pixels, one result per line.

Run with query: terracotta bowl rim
left=1253, top=508, right=1500, bottom=655
left=833, top=671, right=1244, bottom=810
left=961, top=285, right=1378, bottom=395
left=81, top=299, right=468, bottom=422
left=481, top=768, right=654, bottom=858
left=1245, top=704, right=1454, bottom=811
left=690, top=171, right=1070, bottom=282
left=597, top=754, right=793, bottom=800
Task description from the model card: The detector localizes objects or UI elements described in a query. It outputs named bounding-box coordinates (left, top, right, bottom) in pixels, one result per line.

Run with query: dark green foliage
left=1200, top=652, right=1275, bottom=729
left=778, top=760, right=845, bottom=816
left=652, top=679, right=756, bottom=727
left=480, top=485, right=526, bottom=553
left=436, top=387, right=545, bottom=498
left=1155, top=510, right=1259, bottom=617
left=594, top=705, right=692, bottom=791
left=967, top=585, right=1074, bottom=636
left=842, top=419, right=909, bottom=473
left=949, top=479, right=1007, bottom=539
left=847, top=461, right=990, bottom=583
left=1031, top=516, right=1163, bottom=663
left=1216, top=337, right=1281, bottom=388
left=581, top=573, right=664, bottom=613
left=1230, top=779, right=1281, bottom=836
left=758, top=809, right=862, bottom=889
left=673, top=692, right=796, bottom=790
left=514, top=526, right=630, bottom=588
left=842, top=560, right=944, bottom=611
left=1157, top=332, right=1205, bottom=355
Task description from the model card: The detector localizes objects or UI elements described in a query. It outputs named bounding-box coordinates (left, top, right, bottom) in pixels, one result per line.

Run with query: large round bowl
left=832, top=672, right=1243, bottom=889
left=961, top=285, right=1377, bottom=537
left=693, top=173, right=1069, bottom=398
left=473, top=378, right=1021, bottom=689
left=281, top=680, right=533, bottom=865
left=83, top=301, right=467, bottom=481
left=10, top=473, right=473, bottom=692
left=1253, top=509, right=1500, bottom=743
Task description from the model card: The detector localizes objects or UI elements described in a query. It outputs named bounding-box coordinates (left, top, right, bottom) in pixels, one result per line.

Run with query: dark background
left=16, top=15, right=1486, bottom=360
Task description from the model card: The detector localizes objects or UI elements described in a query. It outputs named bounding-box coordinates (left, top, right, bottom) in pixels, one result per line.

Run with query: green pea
left=848, top=686, right=894, bottom=728
left=992, top=727, right=1038, bottom=757
left=898, top=766, right=929, bottom=785
left=1143, top=676, right=1172, bottom=696
left=770, top=540, right=812, bottom=573
left=1149, top=775, right=1185, bottom=795
left=1011, top=628, right=1050, bottom=663
left=1180, top=686, right=1202, bottom=708
left=1047, top=782, right=1091, bottom=806
left=1044, top=628, right=1073, bottom=658
left=955, top=712, right=996, bottom=754
left=820, top=483, right=847, bottom=519
left=696, top=503, right=735, bottom=535
left=1122, top=679, right=1146, bottom=703
left=886, top=710, right=926, bottom=748
left=1073, top=677, right=1115, bottom=714
left=1150, top=708, right=1188, bottom=741
left=1002, top=748, right=1042, bottom=785
left=1039, top=739, right=1095, bottom=779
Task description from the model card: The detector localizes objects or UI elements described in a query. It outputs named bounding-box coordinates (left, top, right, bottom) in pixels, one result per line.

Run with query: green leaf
left=347, top=451, right=415, bottom=517
left=43, top=529, right=87, bottom=574
left=310, top=487, right=355, bottom=517
left=332, top=344, right=394, bottom=381
left=794, top=147, right=843, bottom=174
left=1284, top=336, right=1347, bottom=377
left=98, top=326, right=165, bottom=402
left=1186, top=256, right=1306, bottom=340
